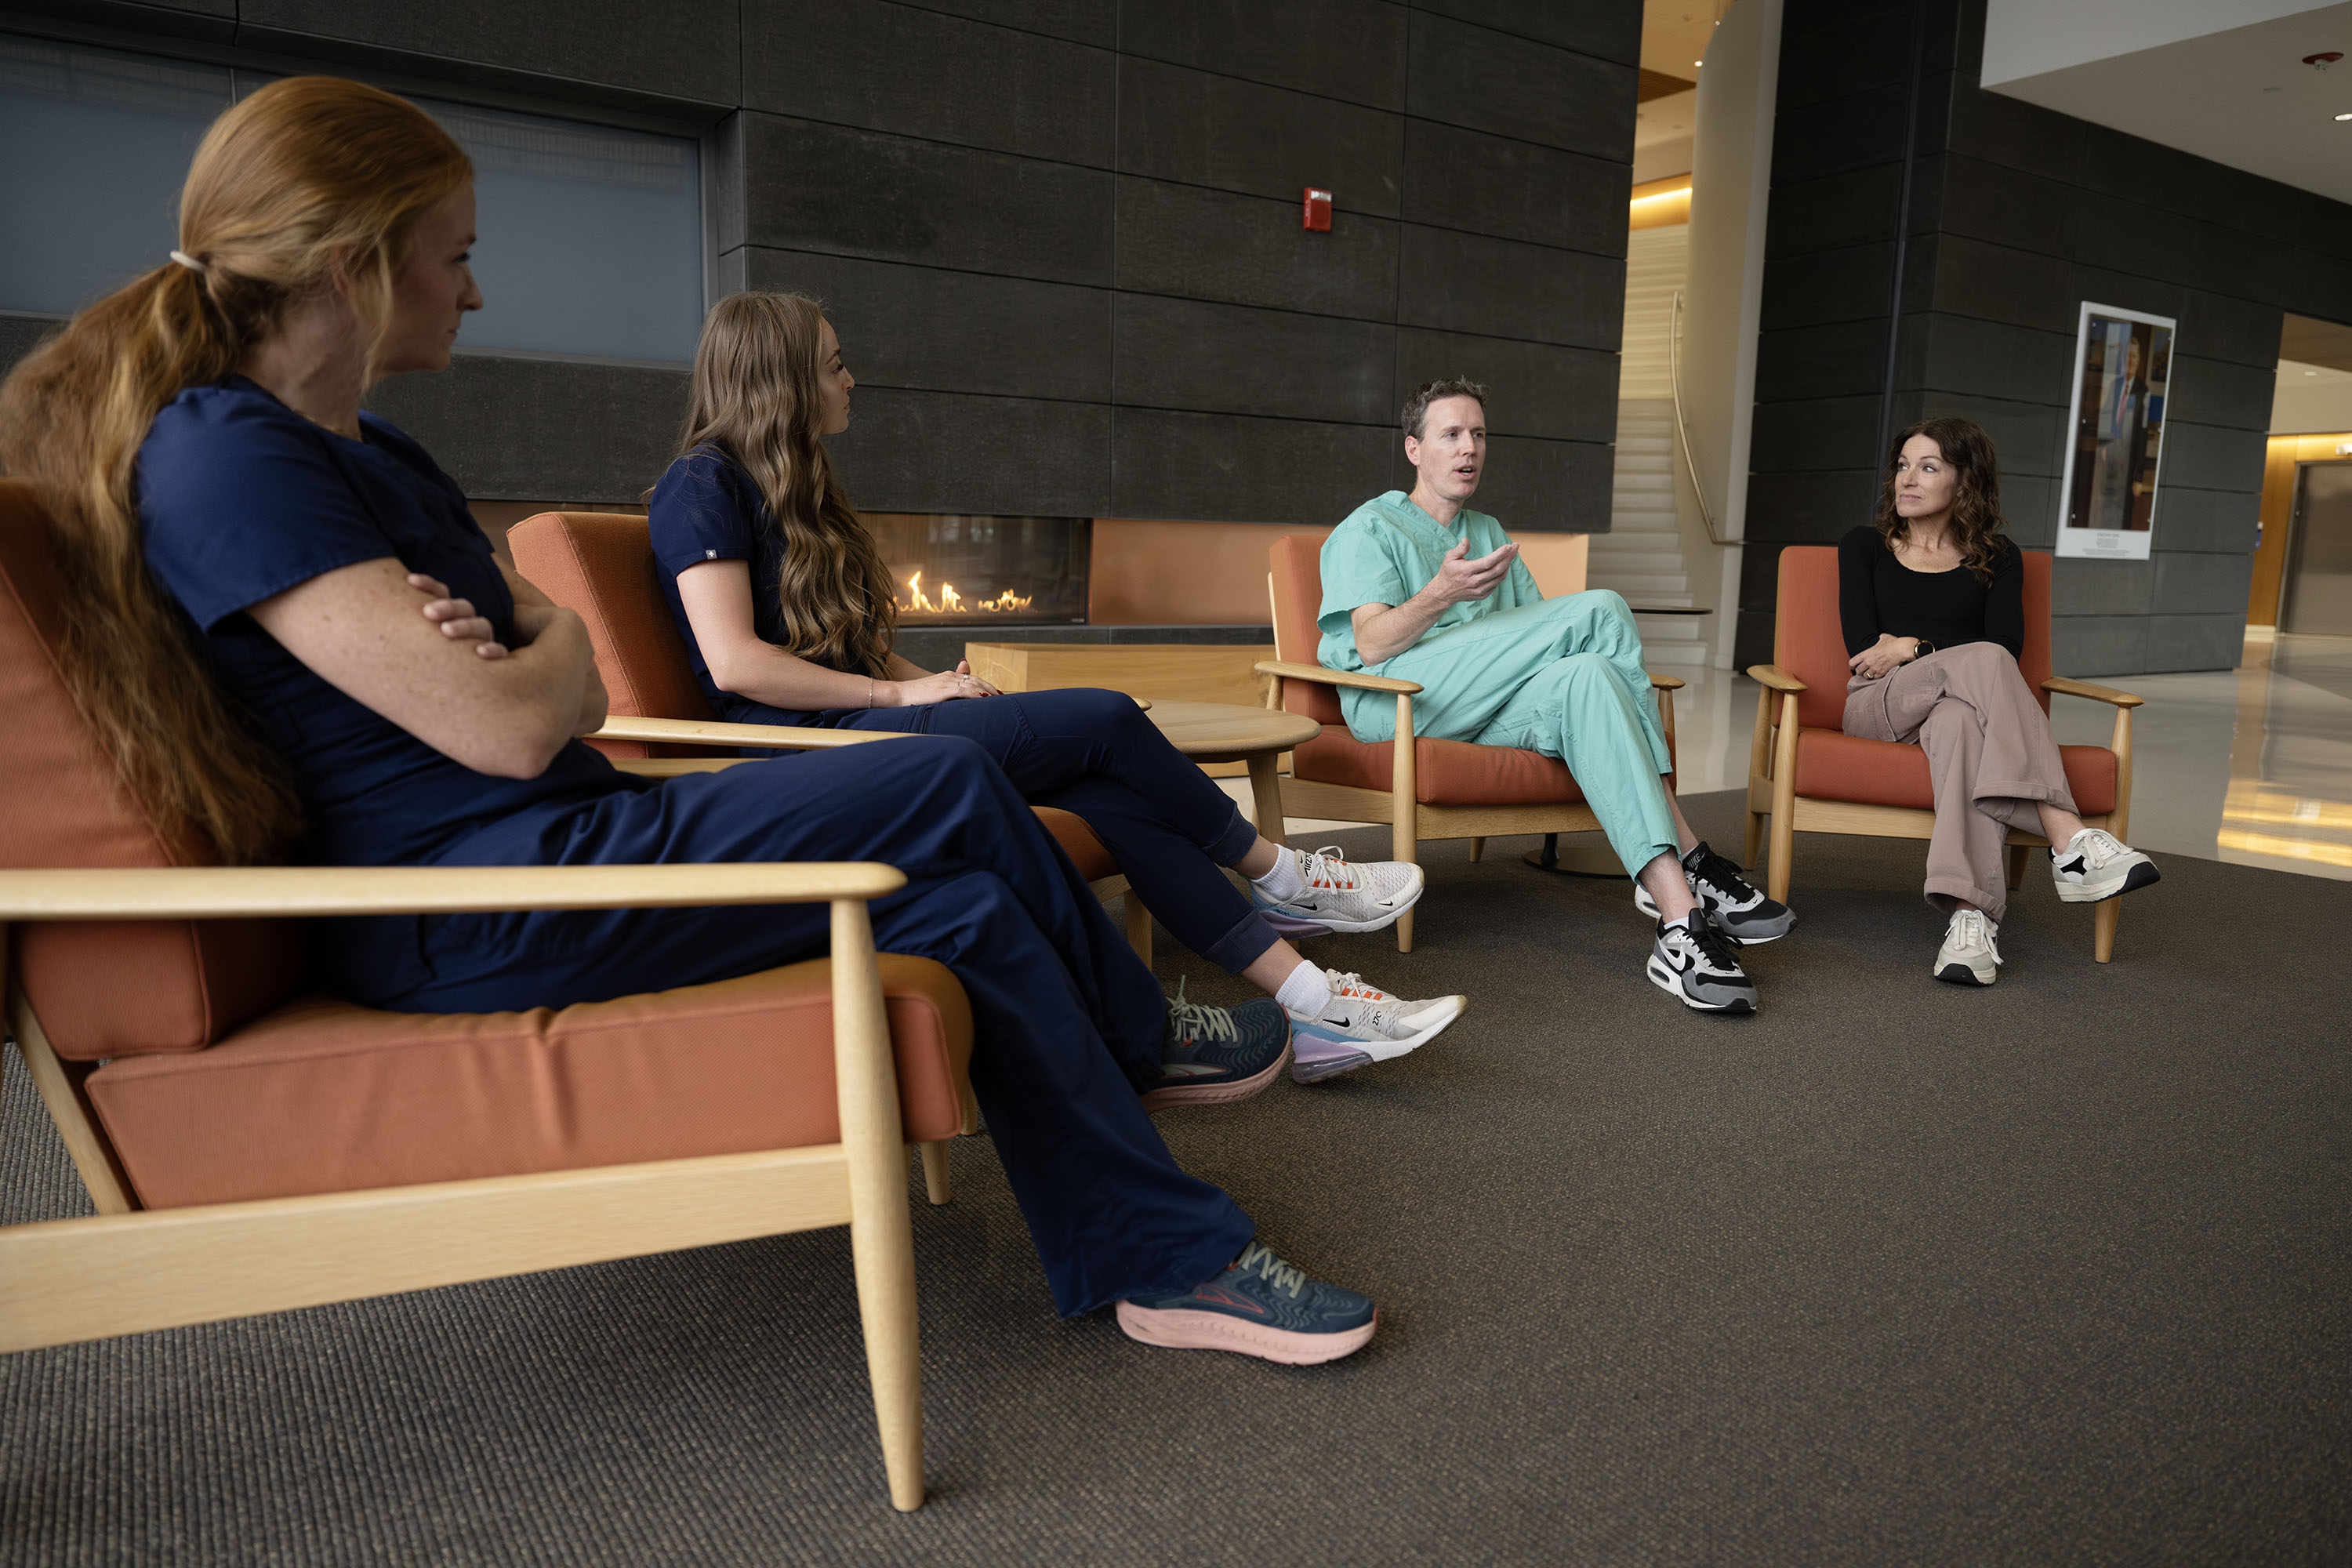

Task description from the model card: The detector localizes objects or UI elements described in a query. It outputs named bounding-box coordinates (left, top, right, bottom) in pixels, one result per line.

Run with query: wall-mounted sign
left=2056, top=302, right=2176, bottom=561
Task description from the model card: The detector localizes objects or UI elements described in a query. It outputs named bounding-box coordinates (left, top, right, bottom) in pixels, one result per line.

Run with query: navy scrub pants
left=332, top=735, right=1255, bottom=1318
left=725, top=686, right=1282, bottom=977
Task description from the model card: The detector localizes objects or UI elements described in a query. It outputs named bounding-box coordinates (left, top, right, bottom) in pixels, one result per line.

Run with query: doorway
left=2281, top=459, right=2352, bottom=636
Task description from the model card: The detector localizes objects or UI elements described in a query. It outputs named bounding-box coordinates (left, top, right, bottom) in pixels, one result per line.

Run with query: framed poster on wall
left=2056, top=302, right=2176, bottom=560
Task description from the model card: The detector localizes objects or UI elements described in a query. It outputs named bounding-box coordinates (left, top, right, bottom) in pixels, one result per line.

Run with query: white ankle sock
left=1273, top=959, right=1330, bottom=1018
left=1250, top=848, right=1306, bottom=903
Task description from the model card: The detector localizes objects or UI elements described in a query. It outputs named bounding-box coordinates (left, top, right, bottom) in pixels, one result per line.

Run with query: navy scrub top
left=136, top=376, right=637, bottom=873
left=645, top=445, right=806, bottom=720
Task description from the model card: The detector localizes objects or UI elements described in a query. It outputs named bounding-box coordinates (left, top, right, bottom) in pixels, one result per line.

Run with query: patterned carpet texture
left=4, top=792, right=2347, bottom=1566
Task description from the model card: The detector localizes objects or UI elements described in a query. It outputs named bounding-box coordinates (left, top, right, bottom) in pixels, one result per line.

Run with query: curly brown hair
left=1873, top=416, right=2013, bottom=583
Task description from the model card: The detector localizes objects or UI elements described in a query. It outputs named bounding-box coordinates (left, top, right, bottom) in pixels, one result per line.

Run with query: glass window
left=0, top=34, right=702, bottom=365
left=419, top=97, right=703, bottom=365
left=0, top=34, right=231, bottom=315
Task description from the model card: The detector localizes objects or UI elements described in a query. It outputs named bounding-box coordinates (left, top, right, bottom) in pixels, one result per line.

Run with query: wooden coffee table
left=1144, top=701, right=1322, bottom=847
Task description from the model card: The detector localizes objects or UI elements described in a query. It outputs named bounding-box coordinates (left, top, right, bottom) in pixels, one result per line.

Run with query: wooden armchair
left=1745, top=545, right=2141, bottom=961
left=1258, top=535, right=1683, bottom=952
left=508, top=510, right=1156, bottom=964
left=0, top=480, right=962, bottom=1510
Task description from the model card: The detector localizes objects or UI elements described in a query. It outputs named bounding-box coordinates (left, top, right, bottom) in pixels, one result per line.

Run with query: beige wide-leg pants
left=1842, top=641, right=2076, bottom=922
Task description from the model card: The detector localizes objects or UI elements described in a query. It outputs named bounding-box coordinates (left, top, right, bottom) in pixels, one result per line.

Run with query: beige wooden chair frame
left=1254, top=593, right=1682, bottom=953
left=0, top=860, right=931, bottom=1511
left=1744, top=665, right=2144, bottom=962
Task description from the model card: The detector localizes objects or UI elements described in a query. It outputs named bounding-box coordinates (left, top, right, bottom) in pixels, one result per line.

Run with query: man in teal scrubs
left=1319, top=379, right=1795, bottom=1013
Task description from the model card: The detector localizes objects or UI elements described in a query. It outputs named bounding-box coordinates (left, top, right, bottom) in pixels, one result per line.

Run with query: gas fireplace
left=866, top=513, right=1090, bottom=626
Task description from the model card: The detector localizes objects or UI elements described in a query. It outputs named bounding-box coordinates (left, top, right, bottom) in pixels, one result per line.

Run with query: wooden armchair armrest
left=0, top=862, right=905, bottom=921
left=591, top=714, right=913, bottom=750
left=1746, top=663, right=1809, bottom=693
left=1649, top=673, right=1685, bottom=691
left=1252, top=659, right=1422, bottom=695
left=2042, top=675, right=2144, bottom=710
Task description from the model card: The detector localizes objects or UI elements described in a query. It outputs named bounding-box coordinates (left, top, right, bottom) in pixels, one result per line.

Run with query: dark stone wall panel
left=1411, top=0, right=1641, bottom=64
left=890, top=0, right=1116, bottom=46
left=1917, top=315, right=2073, bottom=405
left=1755, top=320, right=1892, bottom=402
left=2049, top=614, right=2149, bottom=677
left=1472, top=436, right=1615, bottom=532
left=2049, top=558, right=2153, bottom=618
left=2158, top=423, right=2267, bottom=495
left=1765, top=165, right=1904, bottom=260
left=240, top=0, right=740, bottom=102
left=0, top=314, right=63, bottom=381
left=1773, top=8, right=1912, bottom=111
left=1936, top=156, right=2072, bottom=260
left=366, top=355, right=691, bottom=502
left=829, top=387, right=1111, bottom=514
left=1116, top=58, right=1403, bottom=217
left=2165, top=356, right=2280, bottom=434
left=1772, top=85, right=1907, bottom=186
left=1743, top=469, right=1878, bottom=543
left=1927, top=235, right=2076, bottom=336
left=1116, top=179, right=1399, bottom=318
left=740, top=115, right=1114, bottom=285
left=2152, top=550, right=2252, bottom=614
left=1117, top=0, right=1408, bottom=109
left=743, top=0, right=1112, bottom=165
left=2150, top=486, right=2259, bottom=555
left=1901, top=390, right=2061, bottom=478
left=1759, top=242, right=1893, bottom=332
left=1748, top=394, right=1881, bottom=476
left=1110, top=408, right=1394, bottom=524
left=2140, top=612, right=2243, bottom=673
left=1113, top=296, right=1395, bottom=425
left=1402, top=122, right=1626, bottom=256
left=1397, top=227, right=1621, bottom=350
left=1393, top=329, right=1619, bottom=444
left=1405, top=13, right=1635, bottom=159
left=739, top=249, right=1110, bottom=401
left=2179, top=292, right=2285, bottom=372
left=2003, top=474, right=2058, bottom=546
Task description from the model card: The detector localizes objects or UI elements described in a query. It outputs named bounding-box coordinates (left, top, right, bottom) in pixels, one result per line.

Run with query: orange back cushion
left=509, top=512, right=717, bottom=758
left=0, top=481, right=307, bottom=1060
left=1269, top=535, right=1342, bottom=726
left=1775, top=542, right=2056, bottom=731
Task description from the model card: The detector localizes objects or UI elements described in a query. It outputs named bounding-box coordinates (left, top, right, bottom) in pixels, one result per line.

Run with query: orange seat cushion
left=86, top=954, right=974, bottom=1209
left=1293, top=727, right=1589, bottom=808
left=1033, top=806, right=1120, bottom=881
left=1793, top=728, right=2118, bottom=815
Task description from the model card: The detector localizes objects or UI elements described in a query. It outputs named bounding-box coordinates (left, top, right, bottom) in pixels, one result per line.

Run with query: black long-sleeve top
left=1837, top=525, right=2024, bottom=659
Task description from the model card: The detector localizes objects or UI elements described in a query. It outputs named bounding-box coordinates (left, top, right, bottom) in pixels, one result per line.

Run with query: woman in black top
left=1836, top=416, right=2158, bottom=985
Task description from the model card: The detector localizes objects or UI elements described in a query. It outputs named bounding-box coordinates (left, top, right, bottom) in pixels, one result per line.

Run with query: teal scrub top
left=1316, top=491, right=1544, bottom=673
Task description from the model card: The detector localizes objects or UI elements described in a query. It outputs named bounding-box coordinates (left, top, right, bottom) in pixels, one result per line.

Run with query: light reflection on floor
left=1235, top=630, right=2352, bottom=883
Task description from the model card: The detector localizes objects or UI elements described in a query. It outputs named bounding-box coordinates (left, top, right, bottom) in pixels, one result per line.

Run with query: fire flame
left=902, top=571, right=1032, bottom=616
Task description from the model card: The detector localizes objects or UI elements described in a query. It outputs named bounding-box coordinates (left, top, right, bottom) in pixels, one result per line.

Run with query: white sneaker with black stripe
left=1646, top=911, right=1759, bottom=1014
left=1934, top=909, right=2002, bottom=985
left=2049, top=828, right=2159, bottom=904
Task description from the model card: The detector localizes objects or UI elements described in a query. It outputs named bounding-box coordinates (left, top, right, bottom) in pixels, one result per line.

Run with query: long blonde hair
left=0, top=77, right=473, bottom=864
left=677, top=292, right=896, bottom=678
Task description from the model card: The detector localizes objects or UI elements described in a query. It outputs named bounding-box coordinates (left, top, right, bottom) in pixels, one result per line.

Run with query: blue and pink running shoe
left=1116, top=1242, right=1377, bottom=1364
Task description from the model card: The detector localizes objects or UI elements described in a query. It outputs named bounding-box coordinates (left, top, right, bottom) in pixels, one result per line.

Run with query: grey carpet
left=4, top=791, right=2347, bottom=1566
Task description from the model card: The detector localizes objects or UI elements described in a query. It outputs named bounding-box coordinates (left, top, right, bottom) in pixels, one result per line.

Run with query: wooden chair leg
left=1468, top=837, right=1486, bottom=862
left=1766, top=693, right=1799, bottom=905
left=1123, top=891, right=1153, bottom=967
left=919, top=1141, right=952, bottom=1206
left=1744, top=811, right=1764, bottom=868
left=1393, top=692, right=1417, bottom=954
left=829, top=899, right=925, bottom=1512
left=2093, top=896, right=2121, bottom=964
left=2005, top=843, right=2029, bottom=890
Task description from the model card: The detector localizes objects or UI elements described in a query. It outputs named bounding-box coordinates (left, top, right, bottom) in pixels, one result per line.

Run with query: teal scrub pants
left=1344, top=590, right=1679, bottom=878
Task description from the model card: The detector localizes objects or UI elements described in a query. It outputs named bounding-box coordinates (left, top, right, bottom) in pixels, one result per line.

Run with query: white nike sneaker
left=2049, top=828, right=2160, bottom=904
left=1646, top=912, right=1759, bottom=1014
left=1249, top=845, right=1425, bottom=936
left=1934, top=909, right=2002, bottom=985
left=1284, top=969, right=1465, bottom=1083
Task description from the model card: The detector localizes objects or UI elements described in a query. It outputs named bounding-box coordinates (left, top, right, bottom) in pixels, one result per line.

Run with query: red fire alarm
left=1302, top=187, right=1333, bottom=231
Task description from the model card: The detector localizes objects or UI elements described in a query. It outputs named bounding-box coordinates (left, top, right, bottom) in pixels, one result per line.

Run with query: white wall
left=2272, top=361, right=2352, bottom=434
left=1980, top=0, right=2330, bottom=87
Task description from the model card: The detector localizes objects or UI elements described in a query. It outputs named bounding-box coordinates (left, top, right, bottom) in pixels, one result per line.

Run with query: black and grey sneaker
left=1140, top=979, right=1292, bottom=1112
left=1116, top=1242, right=1377, bottom=1364
left=1646, top=911, right=1759, bottom=1014
left=1633, top=840, right=1796, bottom=943
left=2049, top=828, right=2160, bottom=904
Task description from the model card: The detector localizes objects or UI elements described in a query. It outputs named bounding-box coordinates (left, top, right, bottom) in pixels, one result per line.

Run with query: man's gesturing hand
left=1424, top=539, right=1519, bottom=608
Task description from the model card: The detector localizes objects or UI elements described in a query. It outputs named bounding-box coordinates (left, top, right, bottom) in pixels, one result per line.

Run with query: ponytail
left=0, top=77, right=471, bottom=864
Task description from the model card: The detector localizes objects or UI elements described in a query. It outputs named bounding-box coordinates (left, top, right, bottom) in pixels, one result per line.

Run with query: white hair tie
left=168, top=250, right=206, bottom=274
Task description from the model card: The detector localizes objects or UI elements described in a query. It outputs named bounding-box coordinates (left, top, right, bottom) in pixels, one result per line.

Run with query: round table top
left=1144, top=699, right=1321, bottom=758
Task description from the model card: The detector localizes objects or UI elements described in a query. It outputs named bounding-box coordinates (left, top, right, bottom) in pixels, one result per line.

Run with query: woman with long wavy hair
left=0, top=75, right=1383, bottom=1364
left=1837, top=416, right=2159, bottom=985
left=648, top=291, right=1464, bottom=1083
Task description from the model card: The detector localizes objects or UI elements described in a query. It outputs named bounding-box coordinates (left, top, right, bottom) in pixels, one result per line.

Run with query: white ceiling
left=1981, top=2, right=2352, bottom=208
left=2274, top=358, right=2352, bottom=434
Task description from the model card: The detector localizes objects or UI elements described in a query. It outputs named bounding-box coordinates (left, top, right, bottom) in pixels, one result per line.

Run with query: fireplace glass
left=865, top=513, right=1090, bottom=626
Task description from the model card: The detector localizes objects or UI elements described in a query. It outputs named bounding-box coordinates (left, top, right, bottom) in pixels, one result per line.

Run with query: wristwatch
left=1908, top=638, right=1936, bottom=660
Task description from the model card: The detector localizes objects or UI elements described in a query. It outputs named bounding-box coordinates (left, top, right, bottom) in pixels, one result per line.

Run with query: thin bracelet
left=866, top=675, right=874, bottom=710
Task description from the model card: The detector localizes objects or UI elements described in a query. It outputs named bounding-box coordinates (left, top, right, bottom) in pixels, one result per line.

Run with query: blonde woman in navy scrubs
left=0, top=76, right=1378, bottom=1365
left=648, top=292, right=1465, bottom=1083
